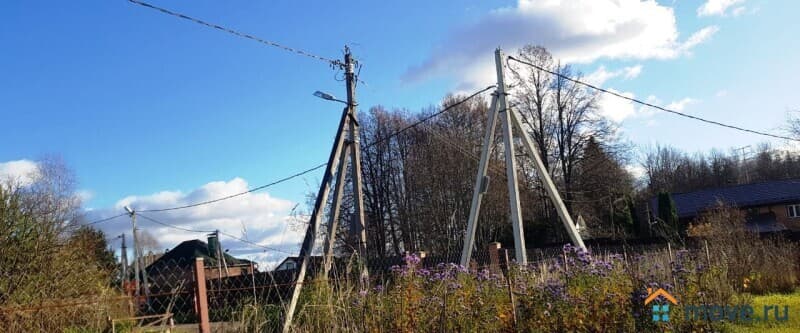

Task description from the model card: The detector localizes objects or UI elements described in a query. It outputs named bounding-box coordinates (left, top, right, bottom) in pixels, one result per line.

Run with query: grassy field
left=725, top=290, right=800, bottom=333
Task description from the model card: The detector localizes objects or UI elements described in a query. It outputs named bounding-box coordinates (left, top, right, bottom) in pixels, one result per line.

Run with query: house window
left=787, top=204, right=800, bottom=218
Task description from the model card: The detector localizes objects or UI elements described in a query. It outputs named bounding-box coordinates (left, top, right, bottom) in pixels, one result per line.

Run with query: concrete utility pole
left=282, top=46, right=368, bottom=333
left=460, top=48, right=586, bottom=266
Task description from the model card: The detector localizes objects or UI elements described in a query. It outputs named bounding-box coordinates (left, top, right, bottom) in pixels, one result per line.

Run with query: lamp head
left=313, top=91, right=336, bottom=101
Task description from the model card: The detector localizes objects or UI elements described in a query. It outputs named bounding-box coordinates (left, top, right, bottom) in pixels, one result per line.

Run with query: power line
left=137, top=213, right=214, bottom=233
left=69, top=213, right=128, bottom=229
left=137, top=213, right=296, bottom=255
left=127, top=0, right=340, bottom=66
left=217, top=230, right=297, bottom=255
left=139, top=86, right=494, bottom=213
left=506, top=55, right=799, bottom=142
left=364, top=85, right=496, bottom=149
left=139, top=163, right=327, bottom=213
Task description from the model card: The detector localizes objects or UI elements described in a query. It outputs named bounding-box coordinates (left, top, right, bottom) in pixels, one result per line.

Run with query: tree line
left=328, top=45, right=800, bottom=260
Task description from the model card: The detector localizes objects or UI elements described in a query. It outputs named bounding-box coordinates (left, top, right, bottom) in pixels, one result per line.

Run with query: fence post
left=488, top=242, right=502, bottom=273
left=194, top=258, right=211, bottom=333
left=503, top=249, right=518, bottom=331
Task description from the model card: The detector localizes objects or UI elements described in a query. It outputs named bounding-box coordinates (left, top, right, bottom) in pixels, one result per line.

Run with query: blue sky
left=2, top=0, right=798, bottom=265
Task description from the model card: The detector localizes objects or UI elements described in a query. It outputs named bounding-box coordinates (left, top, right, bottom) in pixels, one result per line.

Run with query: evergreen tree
left=657, top=191, right=679, bottom=230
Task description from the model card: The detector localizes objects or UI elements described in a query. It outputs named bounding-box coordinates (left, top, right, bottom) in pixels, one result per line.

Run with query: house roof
left=653, top=179, right=800, bottom=219
left=146, top=239, right=250, bottom=271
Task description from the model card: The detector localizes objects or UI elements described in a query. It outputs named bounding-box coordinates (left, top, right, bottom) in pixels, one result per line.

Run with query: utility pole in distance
left=735, top=145, right=752, bottom=184
left=124, top=206, right=140, bottom=298
left=120, top=233, right=128, bottom=290
left=282, top=46, right=368, bottom=333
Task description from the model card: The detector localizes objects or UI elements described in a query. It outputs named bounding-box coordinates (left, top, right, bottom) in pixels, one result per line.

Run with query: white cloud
left=715, top=89, right=728, bottom=97
left=598, top=89, right=637, bottom=122
left=404, top=0, right=719, bottom=89
left=585, top=64, right=643, bottom=86
left=697, top=0, right=746, bottom=17
left=0, top=159, right=39, bottom=187
left=622, top=64, right=643, bottom=79
left=665, top=97, right=698, bottom=111
left=598, top=92, right=698, bottom=122
left=89, top=177, right=306, bottom=269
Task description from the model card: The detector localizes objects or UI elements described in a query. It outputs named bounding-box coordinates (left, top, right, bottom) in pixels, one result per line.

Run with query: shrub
left=517, top=245, right=636, bottom=332
left=691, top=204, right=800, bottom=294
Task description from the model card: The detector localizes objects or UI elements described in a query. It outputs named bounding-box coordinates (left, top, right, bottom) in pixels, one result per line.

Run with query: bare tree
left=785, top=109, right=800, bottom=139
left=508, top=45, right=619, bottom=239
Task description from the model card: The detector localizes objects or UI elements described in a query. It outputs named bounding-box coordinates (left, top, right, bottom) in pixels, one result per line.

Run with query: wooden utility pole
left=282, top=46, right=368, bottom=333
left=345, top=48, right=369, bottom=271
left=128, top=209, right=141, bottom=298
left=120, top=233, right=128, bottom=289
left=735, top=145, right=752, bottom=184
left=461, top=48, right=586, bottom=266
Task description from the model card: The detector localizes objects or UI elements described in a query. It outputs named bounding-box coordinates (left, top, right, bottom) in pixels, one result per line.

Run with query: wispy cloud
left=697, top=0, right=747, bottom=17
left=665, top=98, right=698, bottom=112
left=597, top=93, right=699, bottom=123
left=678, top=26, right=720, bottom=54
left=585, top=64, right=643, bottom=86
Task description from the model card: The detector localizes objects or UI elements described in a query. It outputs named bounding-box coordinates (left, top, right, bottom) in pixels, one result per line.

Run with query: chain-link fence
left=0, top=242, right=690, bottom=332
left=0, top=257, right=196, bottom=333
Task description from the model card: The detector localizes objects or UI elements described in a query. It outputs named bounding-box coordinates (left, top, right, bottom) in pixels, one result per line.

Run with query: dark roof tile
left=654, top=179, right=800, bottom=218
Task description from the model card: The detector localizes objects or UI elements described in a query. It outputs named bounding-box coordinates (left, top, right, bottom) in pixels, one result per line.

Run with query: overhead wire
left=68, top=213, right=128, bottom=229
left=136, top=213, right=296, bottom=255
left=507, top=55, right=799, bottom=142
left=137, top=85, right=495, bottom=213
left=364, top=85, right=496, bottom=149
left=127, top=0, right=340, bottom=66
left=136, top=213, right=214, bottom=234
left=78, top=86, right=496, bottom=248
left=139, top=163, right=327, bottom=213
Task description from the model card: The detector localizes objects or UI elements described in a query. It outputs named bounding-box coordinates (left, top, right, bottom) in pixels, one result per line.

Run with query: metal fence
left=0, top=242, right=685, bottom=332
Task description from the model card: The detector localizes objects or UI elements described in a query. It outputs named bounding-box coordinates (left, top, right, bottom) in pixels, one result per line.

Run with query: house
left=275, top=256, right=324, bottom=273
left=145, top=235, right=255, bottom=285
left=651, top=179, right=800, bottom=233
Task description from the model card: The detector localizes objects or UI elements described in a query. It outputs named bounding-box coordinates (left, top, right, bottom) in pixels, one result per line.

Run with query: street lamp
left=313, top=90, right=347, bottom=105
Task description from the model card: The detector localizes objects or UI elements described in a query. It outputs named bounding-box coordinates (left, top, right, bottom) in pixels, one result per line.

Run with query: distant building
left=146, top=235, right=254, bottom=284
left=651, top=179, right=800, bottom=233
left=275, top=256, right=324, bottom=273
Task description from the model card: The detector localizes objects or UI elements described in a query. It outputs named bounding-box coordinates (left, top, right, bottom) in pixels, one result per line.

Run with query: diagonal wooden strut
left=282, top=107, right=349, bottom=333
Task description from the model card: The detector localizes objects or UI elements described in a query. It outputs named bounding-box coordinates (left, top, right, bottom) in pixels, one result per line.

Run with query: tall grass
left=254, top=206, right=799, bottom=332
